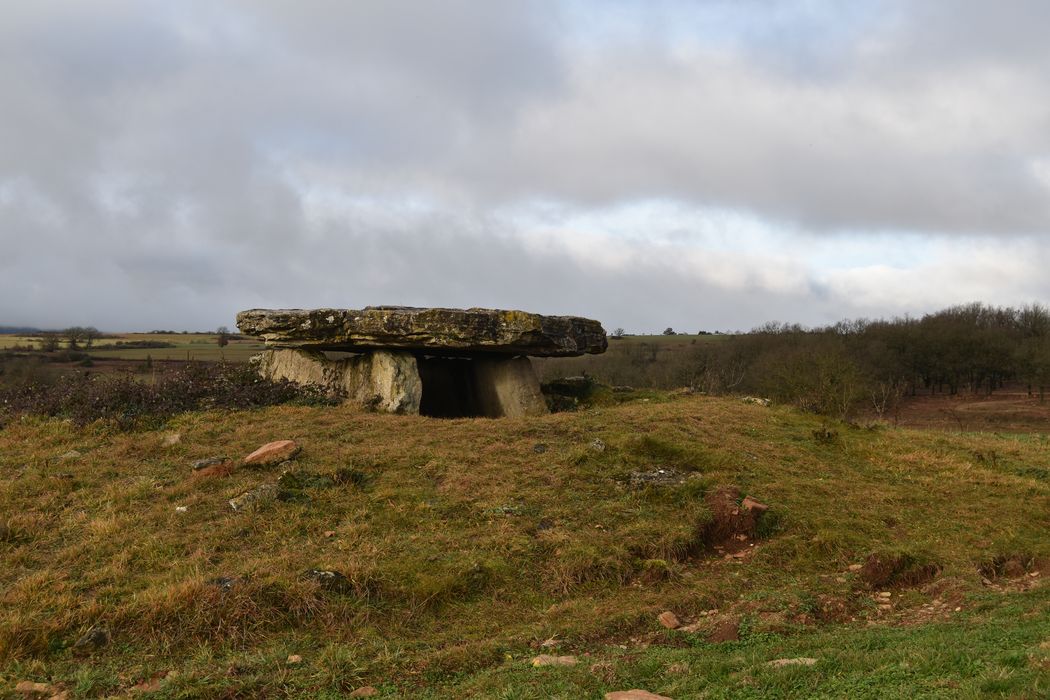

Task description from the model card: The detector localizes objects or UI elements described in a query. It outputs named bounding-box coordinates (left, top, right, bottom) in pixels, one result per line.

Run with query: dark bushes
left=0, top=362, right=336, bottom=429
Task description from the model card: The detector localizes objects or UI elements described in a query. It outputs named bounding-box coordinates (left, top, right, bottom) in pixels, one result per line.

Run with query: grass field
left=0, top=333, right=266, bottom=362
left=1, top=393, right=1047, bottom=698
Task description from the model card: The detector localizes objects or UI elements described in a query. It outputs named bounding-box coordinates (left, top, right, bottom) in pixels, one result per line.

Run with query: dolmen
left=236, top=306, right=607, bottom=417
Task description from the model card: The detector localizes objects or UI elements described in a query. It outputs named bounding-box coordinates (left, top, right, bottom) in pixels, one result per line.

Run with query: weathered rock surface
left=228, top=484, right=278, bottom=511
left=243, top=440, right=301, bottom=466
left=657, top=611, right=681, bottom=629
left=766, top=657, right=818, bottom=668
left=258, top=348, right=547, bottom=417
left=531, top=654, right=578, bottom=667
left=257, top=349, right=421, bottom=414
left=237, top=306, right=607, bottom=357
left=15, top=680, right=54, bottom=696
left=470, top=356, right=548, bottom=418
left=605, top=691, right=674, bottom=700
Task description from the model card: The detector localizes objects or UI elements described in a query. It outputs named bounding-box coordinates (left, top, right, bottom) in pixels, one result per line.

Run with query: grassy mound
left=0, top=394, right=1047, bottom=698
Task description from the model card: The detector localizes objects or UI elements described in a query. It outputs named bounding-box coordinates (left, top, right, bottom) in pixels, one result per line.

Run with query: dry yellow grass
left=0, top=395, right=1047, bottom=697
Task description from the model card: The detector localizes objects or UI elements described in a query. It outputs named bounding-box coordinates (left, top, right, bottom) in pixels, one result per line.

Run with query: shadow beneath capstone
left=417, top=355, right=498, bottom=418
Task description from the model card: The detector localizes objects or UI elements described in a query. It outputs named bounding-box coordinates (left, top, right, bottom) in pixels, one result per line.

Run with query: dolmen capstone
left=236, top=306, right=607, bottom=417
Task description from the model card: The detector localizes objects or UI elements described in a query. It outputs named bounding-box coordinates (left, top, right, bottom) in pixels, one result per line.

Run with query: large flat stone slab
left=236, top=307, right=607, bottom=357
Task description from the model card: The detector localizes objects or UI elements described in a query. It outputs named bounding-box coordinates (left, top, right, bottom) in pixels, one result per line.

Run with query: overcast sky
left=2, top=1, right=1049, bottom=333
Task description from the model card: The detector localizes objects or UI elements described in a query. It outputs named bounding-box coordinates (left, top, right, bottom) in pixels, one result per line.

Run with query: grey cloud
left=2, top=1, right=1049, bottom=332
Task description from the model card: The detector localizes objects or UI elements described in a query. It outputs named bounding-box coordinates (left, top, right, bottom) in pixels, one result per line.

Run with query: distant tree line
left=693, top=302, right=1050, bottom=418
left=538, top=302, right=1050, bottom=419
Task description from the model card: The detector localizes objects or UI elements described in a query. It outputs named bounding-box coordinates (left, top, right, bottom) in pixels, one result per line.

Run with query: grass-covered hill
left=1, top=394, right=1048, bottom=698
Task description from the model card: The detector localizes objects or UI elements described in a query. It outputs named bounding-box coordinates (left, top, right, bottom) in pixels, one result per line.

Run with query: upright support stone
left=472, top=356, right=547, bottom=418
left=256, top=348, right=422, bottom=414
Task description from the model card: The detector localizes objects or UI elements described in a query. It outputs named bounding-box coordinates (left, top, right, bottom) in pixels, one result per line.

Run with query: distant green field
left=0, top=333, right=265, bottom=362
left=613, top=332, right=731, bottom=344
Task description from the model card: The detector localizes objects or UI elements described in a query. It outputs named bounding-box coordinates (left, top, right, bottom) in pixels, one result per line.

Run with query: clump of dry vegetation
left=0, top=361, right=334, bottom=430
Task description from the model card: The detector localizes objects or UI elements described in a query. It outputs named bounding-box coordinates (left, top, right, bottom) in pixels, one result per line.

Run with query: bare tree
left=63, top=327, right=86, bottom=350
left=39, top=332, right=61, bottom=352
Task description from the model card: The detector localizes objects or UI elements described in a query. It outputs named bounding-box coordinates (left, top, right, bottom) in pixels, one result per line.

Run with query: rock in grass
left=163, top=432, right=181, bottom=446
left=605, top=691, right=674, bottom=700
left=657, top=611, right=681, bottom=629
left=741, top=496, right=769, bottom=513
left=14, top=680, right=54, bottom=696
left=72, top=625, right=109, bottom=652
left=630, top=469, right=685, bottom=488
left=59, top=450, right=81, bottom=461
left=192, top=456, right=230, bottom=471
left=531, top=654, right=577, bottom=667
left=228, top=484, right=278, bottom=511
left=590, top=438, right=606, bottom=452
left=207, top=576, right=243, bottom=591
left=302, top=569, right=354, bottom=594
left=766, top=657, right=817, bottom=668
left=243, top=440, right=300, bottom=466
left=348, top=687, right=378, bottom=698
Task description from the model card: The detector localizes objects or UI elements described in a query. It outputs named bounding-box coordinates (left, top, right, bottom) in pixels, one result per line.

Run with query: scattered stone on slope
left=590, top=438, right=606, bottom=452
left=244, top=440, right=300, bottom=466
left=192, top=456, right=230, bottom=471
left=302, top=569, right=354, bottom=594
left=237, top=306, right=608, bottom=357
left=228, top=484, right=278, bottom=511
left=741, top=495, right=769, bottom=513
left=348, top=687, right=378, bottom=698
left=605, top=691, right=674, bottom=700
left=72, top=625, right=110, bottom=652
left=14, top=681, right=54, bottom=696
left=193, top=462, right=235, bottom=479
left=657, top=611, right=681, bottom=629
left=59, top=450, right=81, bottom=461
left=741, top=396, right=771, bottom=406
left=766, top=657, right=817, bottom=668
left=531, top=654, right=578, bottom=667
left=629, top=469, right=686, bottom=488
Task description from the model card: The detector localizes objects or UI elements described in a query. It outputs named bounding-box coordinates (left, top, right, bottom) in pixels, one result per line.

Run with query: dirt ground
left=887, top=383, right=1050, bottom=432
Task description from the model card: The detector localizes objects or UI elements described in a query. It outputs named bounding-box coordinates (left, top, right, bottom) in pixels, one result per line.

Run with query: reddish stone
left=243, top=440, right=300, bottom=466
left=657, top=611, right=681, bottom=629
left=741, top=496, right=769, bottom=513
